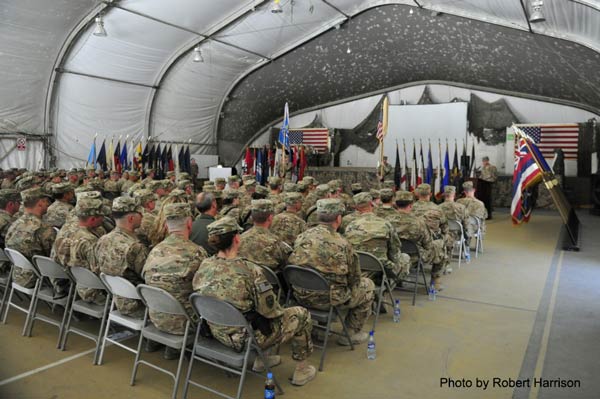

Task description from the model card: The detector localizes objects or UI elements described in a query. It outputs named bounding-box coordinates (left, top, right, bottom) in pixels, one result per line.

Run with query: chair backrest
left=399, top=239, right=420, bottom=257
left=357, top=251, right=385, bottom=273
left=137, top=284, right=188, bottom=317
left=259, top=265, right=280, bottom=289
left=33, top=256, right=70, bottom=280
left=4, top=248, right=38, bottom=274
left=468, top=216, right=481, bottom=230
left=53, top=227, right=60, bottom=234
left=282, top=265, right=329, bottom=292
left=100, top=273, right=141, bottom=300
left=189, top=293, right=248, bottom=328
left=447, top=219, right=463, bottom=234
left=67, top=266, right=107, bottom=290
left=0, top=248, right=9, bottom=262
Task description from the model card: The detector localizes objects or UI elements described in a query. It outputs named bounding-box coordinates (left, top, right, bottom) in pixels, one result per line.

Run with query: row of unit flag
left=390, top=138, right=477, bottom=196
left=242, top=145, right=308, bottom=185
left=86, top=136, right=192, bottom=178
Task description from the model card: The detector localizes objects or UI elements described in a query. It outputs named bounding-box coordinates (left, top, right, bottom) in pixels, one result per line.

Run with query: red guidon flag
left=288, top=128, right=329, bottom=152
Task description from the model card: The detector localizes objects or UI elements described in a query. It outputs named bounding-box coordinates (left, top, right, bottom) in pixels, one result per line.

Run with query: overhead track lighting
left=529, top=0, right=545, bottom=23
left=192, top=46, right=204, bottom=63
left=93, top=14, right=107, bottom=37
left=271, top=0, right=283, bottom=13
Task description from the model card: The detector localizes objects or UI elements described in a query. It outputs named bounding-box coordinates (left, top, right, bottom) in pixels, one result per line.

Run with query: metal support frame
left=55, top=68, right=159, bottom=89
left=518, top=0, right=534, bottom=33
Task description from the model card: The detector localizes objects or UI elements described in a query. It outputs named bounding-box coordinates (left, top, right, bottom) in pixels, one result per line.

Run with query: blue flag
left=256, top=148, right=263, bottom=183
left=278, top=102, right=290, bottom=150
left=442, top=144, right=450, bottom=193
left=87, top=139, right=96, bottom=169
left=120, top=141, right=128, bottom=170
left=426, top=143, right=433, bottom=185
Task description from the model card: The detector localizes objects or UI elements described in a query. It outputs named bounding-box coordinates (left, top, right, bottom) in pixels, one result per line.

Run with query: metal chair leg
left=130, top=330, right=145, bottom=386
left=335, top=307, right=354, bottom=351
left=2, top=285, right=14, bottom=323
left=318, top=307, right=334, bottom=371
left=182, top=327, right=201, bottom=399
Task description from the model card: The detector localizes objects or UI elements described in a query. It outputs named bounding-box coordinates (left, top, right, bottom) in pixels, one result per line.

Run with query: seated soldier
left=344, top=193, right=410, bottom=281
left=457, top=181, right=487, bottom=244
left=214, top=177, right=226, bottom=191
left=239, top=185, right=270, bottom=229
left=238, top=199, right=291, bottom=270
left=374, top=188, right=396, bottom=219
left=270, top=192, right=307, bottom=247
left=0, top=189, right=21, bottom=275
left=289, top=199, right=375, bottom=346
left=439, top=185, right=470, bottom=254
left=143, top=203, right=208, bottom=359
left=133, top=189, right=158, bottom=247
left=44, top=182, right=75, bottom=228
left=217, top=189, right=241, bottom=222
left=193, top=217, right=316, bottom=386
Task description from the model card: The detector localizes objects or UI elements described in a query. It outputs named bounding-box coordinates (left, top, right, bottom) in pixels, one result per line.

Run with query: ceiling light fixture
left=271, top=0, right=283, bottom=13
left=192, top=46, right=204, bottom=63
left=529, top=0, right=545, bottom=23
left=93, top=14, right=107, bottom=37
left=409, top=8, right=414, bottom=15
left=346, top=46, right=351, bottom=54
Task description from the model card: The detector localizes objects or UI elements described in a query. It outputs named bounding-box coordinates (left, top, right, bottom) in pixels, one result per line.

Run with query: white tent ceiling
left=1, top=0, right=600, bottom=167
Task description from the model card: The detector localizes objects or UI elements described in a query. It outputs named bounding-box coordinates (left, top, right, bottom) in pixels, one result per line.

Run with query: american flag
left=520, top=124, right=579, bottom=160
left=375, top=120, right=384, bottom=141
left=288, top=128, right=330, bottom=152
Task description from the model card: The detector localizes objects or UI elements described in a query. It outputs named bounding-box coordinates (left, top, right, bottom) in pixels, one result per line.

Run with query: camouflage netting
left=468, top=94, right=520, bottom=145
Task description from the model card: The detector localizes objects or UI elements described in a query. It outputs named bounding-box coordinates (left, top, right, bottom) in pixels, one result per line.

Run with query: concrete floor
left=0, top=210, right=597, bottom=398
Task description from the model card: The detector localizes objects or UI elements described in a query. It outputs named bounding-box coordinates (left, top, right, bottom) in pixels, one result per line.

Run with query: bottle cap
left=267, top=372, right=273, bottom=378
left=369, top=330, right=374, bottom=336
left=395, top=299, right=400, bottom=304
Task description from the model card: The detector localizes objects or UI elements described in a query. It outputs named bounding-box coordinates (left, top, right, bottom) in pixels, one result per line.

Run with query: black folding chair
left=398, top=239, right=429, bottom=306
left=357, top=251, right=396, bottom=331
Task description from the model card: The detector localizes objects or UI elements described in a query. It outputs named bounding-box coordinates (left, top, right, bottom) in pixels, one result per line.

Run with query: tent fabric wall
left=0, top=137, right=45, bottom=170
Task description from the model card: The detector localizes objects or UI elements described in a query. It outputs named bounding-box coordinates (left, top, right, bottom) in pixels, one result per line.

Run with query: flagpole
left=402, top=138, right=407, bottom=190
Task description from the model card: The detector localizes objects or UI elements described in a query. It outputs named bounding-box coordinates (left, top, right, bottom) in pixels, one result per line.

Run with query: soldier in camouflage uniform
left=238, top=180, right=256, bottom=213
left=44, top=182, right=75, bottom=228
left=289, top=199, right=375, bottom=346
left=370, top=189, right=381, bottom=207
left=214, top=177, right=226, bottom=191
left=457, top=181, right=487, bottom=242
left=133, top=189, right=157, bottom=247
left=304, top=184, right=332, bottom=227
left=391, top=191, right=447, bottom=290
left=193, top=217, right=316, bottom=385
left=344, top=193, right=410, bottom=280
left=270, top=193, right=307, bottom=246
left=268, top=176, right=283, bottom=208
left=374, top=188, right=396, bottom=219
left=141, top=168, right=156, bottom=185
left=350, top=183, right=363, bottom=195
left=302, top=176, right=318, bottom=192
left=478, top=156, right=498, bottom=219
left=0, top=189, right=21, bottom=274
left=227, top=175, right=241, bottom=191
left=96, top=196, right=149, bottom=317
left=1, top=170, right=16, bottom=189
left=121, top=170, right=139, bottom=194
left=143, top=203, right=208, bottom=359
left=328, top=179, right=353, bottom=213
left=5, top=187, right=56, bottom=288
left=52, top=194, right=107, bottom=304
left=43, top=171, right=63, bottom=193
left=217, top=189, right=241, bottom=223
left=239, top=185, right=270, bottom=230
left=238, top=200, right=291, bottom=271
left=439, top=185, right=470, bottom=248
left=103, top=171, right=122, bottom=199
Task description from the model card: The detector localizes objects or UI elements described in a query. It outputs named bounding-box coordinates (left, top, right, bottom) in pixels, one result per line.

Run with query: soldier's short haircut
left=317, top=213, right=339, bottom=223
left=54, top=192, right=67, bottom=200
left=166, top=216, right=189, bottom=232
left=380, top=193, right=394, bottom=203
left=251, top=210, right=271, bottom=224
left=251, top=192, right=267, bottom=200
left=24, top=197, right=43, bottom=208
left=77, top=214, right=97, bottom=223
left=196, top=192, right=214, bottom=213
left=222, top=197, right=235, bottom=206
left=269, top=182, right=280, bottom=190
left=395, top=200, right=413, bottom=209
left=208, top=231, right=237, bottom=251
left=112, top=211, right=130, bottom=220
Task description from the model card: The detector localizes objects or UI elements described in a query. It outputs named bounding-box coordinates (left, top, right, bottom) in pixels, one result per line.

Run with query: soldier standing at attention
left=44, top=182, right=75, bottom=228
left=96, top=196, right=149, bottom=318
left=289, top=199, right=375, bottom=346
left=143, top=203, right=208, bottom=360
left=377, top=156, right=393, bottom=182
left=270, top=192, right=307, bottom=247
left=193, top=217, right=316, bottom=386
left=478, top=156, right=497, bottom=219
left=5, top=188, right=55, bottom=288
left=238, top=199, right=291, bottom=271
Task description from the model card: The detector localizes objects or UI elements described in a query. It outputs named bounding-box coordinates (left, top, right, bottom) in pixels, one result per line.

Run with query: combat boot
left=290, top=361, right=316, bottom=386
left=433, top=277, right=444, bottom=292
left=337, top=330, right=369, bottom=346
left=252, top=355, right=282, bottom=372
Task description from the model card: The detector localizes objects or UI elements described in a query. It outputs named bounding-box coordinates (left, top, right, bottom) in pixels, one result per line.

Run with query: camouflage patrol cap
left=227, top=175, right=240, bottom=183
left=444, top=185, right=456, bottom=194
left=283, top=182, right=298, bottom=192
left=415, top=183, right=432, bottom=196
left=351, top=183, right=362, bottom=191
left=166, top=171, right=176, bottom=178
left=147, top=180, right=169, bottom=190
left=0, top=189, right=21, bottom=202
left=214, top=177, right=226, bottom=185
left=222, top=189, right=239, bottom=200
left=49, top=171, right=61, bottom=178
left=203, top=185, right=216, bottom=193
left=353, top=192, right=373, bottom=207
left=251, top=199, right=274, bottom=213
left=177, top=180, right=192, bottom=190
left=302, top=176, right=316, bottom=185
left=67, top=168, right=78, bottom=175
left=77, top=168, right=85, bottom=173
left=255, top=185, right=270, bottom=196
left=268, top=176, right=282, bottom=185
left=145, top=168, right=155, bottom=174
left=164, top=203, right=192, bottom=220
left=296, top=181, right=308, bottom=193
left=203, top=180, right=215, bottom=187
left=463, top=181, right=474, bottom=190
left=179, top=172, right=191, bottom=180
left=75, top=185, right=94, bottom=194
left=369, top=189, right=381, bottom=199
left=244, top=180, right=257, bottom=188
left=75, top=190, right=102, bottom=201
left=75, top=197, right=105, bottom=217
left=51, top=182, right=74, bottom=194
left=88, top=180, right=104, bottom=191
left=133, top=189, right=157, bottom=204
left=317, top=198, right=344, bottom=215
left=315, top=184, right=332, bottom=197
left=112, top=196, right=143, bottom=214
left=283, top=192, right=303, bottom=206
left=242, top=174, right=254, bottom=182
left=395, top=190, right=415, bottom=203
left=16, top=175, right=37, bottom=190
left=129, top=170, right=140, bottom=177
left=168, top=189, right=188, bottom=201
left=21, top=187, right=52, bottom=202
left=327, top=179, right=341, bottom=190
left=207, top=216, right=243, bottom=236
left=379, top=188, right=394, bottom=202
left=382, top=180, right=395, bottom=189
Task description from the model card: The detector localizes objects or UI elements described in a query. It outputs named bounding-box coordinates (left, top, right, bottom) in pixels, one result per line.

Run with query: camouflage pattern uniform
left=0, top=189, right=20, bottom=273
left=103, top=177, right=122, bottom=197
left=344, top=205, right=410, bottom=279
left=439, top=186, right=470, bottom=245
left=339, top=211, right=360, bottom=234
left=389, top=191, right=446, bottom=278
left=96, top=197, right=148, bottom=317
left=238, top=200, right=291, bottom=270
left=288, top=199, right=375, bottom=332
left=374, top=188, right=396, bottom=219
left=133, top=189, right=158, bottom=247
left=193, top=217, right=313, bottom=360
left=457, top=181, right=488, bottom=238
left=270, top=193, right=306, bottom=246
left=143, top=203, right=207, bottom=335
left=5, top=188, right=55, bottom=287
left=43, top=182, right=75, bottom=228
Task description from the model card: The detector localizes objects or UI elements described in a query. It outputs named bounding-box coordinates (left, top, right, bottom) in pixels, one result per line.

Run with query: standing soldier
left=289, top=199, right=375, bottom=346
left=44, top=183, right=75, bottom=228
left=376, top=156, right=393, bottom=182
left=270, top=193, right=307, bottom=247
left=96, top=196, right=149, bottom=318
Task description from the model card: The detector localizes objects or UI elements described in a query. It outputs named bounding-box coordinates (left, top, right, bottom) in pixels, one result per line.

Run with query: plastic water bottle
left=428, top=283, right=437, bottom=301
left=393, top=299, right=401, bottom=323
left=465, top=247, right=471, bottom=263
left=367, top=330, right=376, bottom=360
left=264, top=372, right=275, bottom=399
